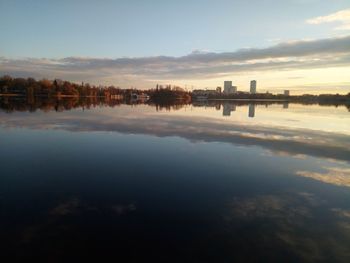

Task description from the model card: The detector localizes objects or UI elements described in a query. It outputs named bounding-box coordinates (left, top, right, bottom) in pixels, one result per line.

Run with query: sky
left=0, top=0, right=350, bottom=94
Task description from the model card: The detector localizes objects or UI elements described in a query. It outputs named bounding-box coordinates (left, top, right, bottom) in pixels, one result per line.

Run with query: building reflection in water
left=222, top=102, right=255, bottom=118
left=249, top=104, right=255, bottom=118
left=223, top=103, right=236, bottom=116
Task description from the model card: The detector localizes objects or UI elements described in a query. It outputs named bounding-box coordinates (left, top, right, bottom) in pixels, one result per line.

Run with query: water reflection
left=2, top=96, right=349, bottom=115
left=248, top=104, right=255, bottom=118
left=225, top=193, right=350, bottom=262
left=1, top=98, right=349, bottom=162
left=296, top=167, right=350, bottom=187
left=223, top=103, right=236, bottom=116
left=1, top=97, right=350, bottom=262
left=0, top=96, right=190, bottom=113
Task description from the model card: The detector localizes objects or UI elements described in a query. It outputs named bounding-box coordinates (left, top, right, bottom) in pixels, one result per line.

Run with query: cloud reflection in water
left=0, top=108, right=349, bottom=163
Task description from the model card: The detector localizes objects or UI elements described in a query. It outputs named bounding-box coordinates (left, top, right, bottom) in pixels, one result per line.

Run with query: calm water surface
left=1, top=100, right=350, bottom=262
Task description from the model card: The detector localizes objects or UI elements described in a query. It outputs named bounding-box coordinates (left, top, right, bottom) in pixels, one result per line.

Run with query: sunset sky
left=1, top=0, right=350, bottom=94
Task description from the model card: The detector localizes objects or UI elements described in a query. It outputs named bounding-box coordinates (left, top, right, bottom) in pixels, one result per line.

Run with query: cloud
left=307, top=9, right=350, bottom=31
left=111, top=203, right=136, bottom=216
left=49, top=198, right=81, bottom=216
left=226, top=193, right=316, bottom=222
left=332, top=208, right=350, bottom=219
left=296, top=167, right=350, bottom=187
left=1, top=35, right=350, bottom=86
left=223, top=193, right=350, bottom=262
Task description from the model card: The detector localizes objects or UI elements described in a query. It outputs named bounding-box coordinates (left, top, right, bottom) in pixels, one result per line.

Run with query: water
left=1, top=99, right=350, bottom=262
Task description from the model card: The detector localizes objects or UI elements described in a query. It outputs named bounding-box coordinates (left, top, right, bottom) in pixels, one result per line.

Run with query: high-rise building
left=250, top=80, right=257, bottom=94
left=216, top=86, right=222, bottom=93
left=284, top=90, right=290, bottom=96
left=224, top=81, right=232, bottom=94
left=223, top=81, right=237, bottom=94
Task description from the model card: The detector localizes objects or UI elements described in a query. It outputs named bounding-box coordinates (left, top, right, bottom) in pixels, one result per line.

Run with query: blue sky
left=1, top=0, right=349, bottom=58
left=1, top=0, right=350, bottom=93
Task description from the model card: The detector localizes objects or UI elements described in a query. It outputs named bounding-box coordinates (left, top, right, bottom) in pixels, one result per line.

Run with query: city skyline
left=1, top=0, right=350, bottom=94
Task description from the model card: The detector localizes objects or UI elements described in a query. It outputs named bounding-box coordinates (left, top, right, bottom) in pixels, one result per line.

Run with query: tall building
left=223, top=81, right=237, bottom=94
left=284, top=90, right=290, bottom=96
left=216, top=86, right=222, bottom=93
left=250, top=80, right=257, bottom=94
left=224, top=81, right=232, bottom=94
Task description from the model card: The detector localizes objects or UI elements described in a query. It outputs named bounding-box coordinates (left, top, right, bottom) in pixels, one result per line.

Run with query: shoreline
left=205, top=98, right=289, bottom=102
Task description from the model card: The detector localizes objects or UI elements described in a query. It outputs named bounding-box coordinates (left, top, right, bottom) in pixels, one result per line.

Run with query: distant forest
left=0, top=75, right=191, bottom=101
left=0, top=75, right=349, bottom=105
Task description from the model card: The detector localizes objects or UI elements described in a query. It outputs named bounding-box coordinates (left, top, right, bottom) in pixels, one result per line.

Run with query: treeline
left=0, top=76, right=192, bottom=104
left=2, top=75, right=348, bottom=104
left=290, top=93, right=350, bottom=103
left=147, top=84, right=191, bottom=102
left=0, top=75, right=128, bottom=98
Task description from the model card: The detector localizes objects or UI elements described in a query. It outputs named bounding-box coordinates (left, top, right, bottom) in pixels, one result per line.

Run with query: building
left=223, top=81, right=237, bottom=94
left=192, top=89, right=218, bottom=99
left=224, top=81, right=232, bottom=94
left=216, top=86, right=222, bottom=93
left=250, top=80, right=257, bottom=94
left=192, top=89, right=218, bottom=96
left=284, top=90, right=290, bottom=96
left=131, top=93, right=150, bottom=100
